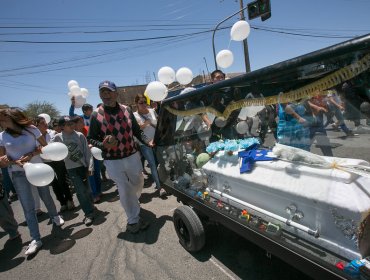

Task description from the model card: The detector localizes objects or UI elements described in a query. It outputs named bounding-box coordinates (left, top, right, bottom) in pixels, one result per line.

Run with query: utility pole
left=239, top=0, right=251, bottom=73
left=203, top=57, right=210, bottom=77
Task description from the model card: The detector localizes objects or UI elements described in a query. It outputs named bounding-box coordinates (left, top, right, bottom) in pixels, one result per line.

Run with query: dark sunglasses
left=137, top=101, right=146, bottom=105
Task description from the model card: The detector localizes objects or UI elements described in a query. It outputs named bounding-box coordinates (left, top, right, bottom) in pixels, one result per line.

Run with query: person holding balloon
left=0, top=107, right=64, bottom=256
left=88, top=81, right=152, bottom=234
left=133, top=93, right=166, bottom=198
left=72, top=115, right=102, bottom=203
left=67, top=79, right=93, bottom=127
left=69, top=97, right=93, bottom=127
left=34, top=116, right=74, bottom=212
left=51, top=116, right=96, bottom=226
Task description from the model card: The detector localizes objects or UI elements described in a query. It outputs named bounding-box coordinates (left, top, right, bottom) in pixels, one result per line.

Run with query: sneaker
left=25, top=240, right=42, bottom=256
left=84, top=216, right=94, bottom=226
left=67, top=200, right=75, bottom=210
left=159, top=188, right=167, bottom=198
left=52, top=215, right=65, bottom=226
left=126, top=219, right=150, bottom=234
left=60, top=205, right=67, bottom=212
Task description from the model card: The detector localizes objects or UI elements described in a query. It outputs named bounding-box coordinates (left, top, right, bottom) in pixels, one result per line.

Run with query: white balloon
left=68, top=80, right=79, bottom=89
left=230, top=20, right=251, bottom=41
left=67, top=92, right=73, bottom=98
left=91, top=147, right=104, bottom=161
left=80, top=88, right=89, bottom=98
left=23, top=163, right=55, bottom=187
left=236, top=121, right=248, bottom=134
left=38, top=113, right=51, bottom=124
left=216, top=50, right=234, bottom=68
left=158, top=66, right=176, bottom=85
left=145, top=81, right=168, bottom=102
left=214, top=117, right=227, bottom=128
left=39, top=152, right=50, bottom=160
left=41, top=142, right=69, bottom=161
left=74, top=95, right=86, bottom=108
left=176, top=67, right=193, bottom=85
left=70, top=85, right=81, bottom=96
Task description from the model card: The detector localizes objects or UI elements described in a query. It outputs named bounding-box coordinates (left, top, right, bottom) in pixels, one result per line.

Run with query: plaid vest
left=95, top=104, right=137, bottom=159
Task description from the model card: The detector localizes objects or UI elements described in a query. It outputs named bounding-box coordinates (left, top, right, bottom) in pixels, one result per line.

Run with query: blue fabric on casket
left=238, top=149, right=276, bottom=173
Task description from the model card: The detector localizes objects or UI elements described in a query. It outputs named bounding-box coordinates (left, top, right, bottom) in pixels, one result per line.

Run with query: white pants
left=104, top=152, right=144, bottom=224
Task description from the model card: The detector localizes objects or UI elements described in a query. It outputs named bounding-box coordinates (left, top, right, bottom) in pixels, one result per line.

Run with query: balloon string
left=228, top=40, right=231, bottom=49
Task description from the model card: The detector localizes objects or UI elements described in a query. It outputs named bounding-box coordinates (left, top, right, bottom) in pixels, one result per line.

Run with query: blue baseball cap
left=99, top=80, right=117, bottom=92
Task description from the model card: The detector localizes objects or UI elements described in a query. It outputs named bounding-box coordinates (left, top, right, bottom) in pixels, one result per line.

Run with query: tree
left=24, top=101, right=60, bottom=120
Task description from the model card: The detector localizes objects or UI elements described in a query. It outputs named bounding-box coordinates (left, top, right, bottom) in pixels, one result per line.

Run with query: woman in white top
left=133, top=94, right=166, bottom=197
left=0, top=108, right=64, bottom=256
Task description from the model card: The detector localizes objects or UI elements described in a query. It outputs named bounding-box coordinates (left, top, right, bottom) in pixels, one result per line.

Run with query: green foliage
left=23, top=101, right=60, bottom=120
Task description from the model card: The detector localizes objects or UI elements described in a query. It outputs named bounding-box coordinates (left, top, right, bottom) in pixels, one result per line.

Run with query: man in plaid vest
left=88, top=81, right=153, bottom=233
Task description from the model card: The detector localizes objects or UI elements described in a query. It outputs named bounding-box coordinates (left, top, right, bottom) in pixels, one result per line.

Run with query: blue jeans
left=140, top=145, right=161, bottom=188
left=67, top=166, right=94, bottom=216
left=12, top=171, right=58, bottom=241
left=88, top=158, right=102, bottom=198
left=1, top=167, right=16, bottom=196
left=327, top=103, right=351, bottom=134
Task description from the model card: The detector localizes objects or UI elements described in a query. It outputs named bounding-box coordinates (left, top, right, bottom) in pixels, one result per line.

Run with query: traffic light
left=247, top=0, right=271, bottom=21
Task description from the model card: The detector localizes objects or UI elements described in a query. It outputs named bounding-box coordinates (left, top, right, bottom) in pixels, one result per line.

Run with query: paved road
left=1, top=124, right=369, bottom=280
left=1, top=176, right=313, bottom=280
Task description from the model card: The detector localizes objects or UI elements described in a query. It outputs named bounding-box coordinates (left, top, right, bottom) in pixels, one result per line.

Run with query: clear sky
left=1, top=0, right=369, bottom=115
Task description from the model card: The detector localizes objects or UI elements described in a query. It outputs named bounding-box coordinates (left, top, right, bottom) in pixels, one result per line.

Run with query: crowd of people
left=0, top=80, right=163, bottom=256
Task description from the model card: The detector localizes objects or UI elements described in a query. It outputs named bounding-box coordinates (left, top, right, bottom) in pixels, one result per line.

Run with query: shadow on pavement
left=49, top=239, right=76, bottom=255
left=139, top=190, right=160, bottom=204
left=0, top=237, right=25, bottom=272
left=70, top=228, right=93, bottom=240
left=92, top=209, right=110, bottom=226
left=116, top=208, right=172, bottom=245
left=101, top=180, right=115, bottom=193
left=190, top=223, right=313, bottom=280
left=40, top=221, right=96, bottom=256
left=102, top=190, right=119, bottom=203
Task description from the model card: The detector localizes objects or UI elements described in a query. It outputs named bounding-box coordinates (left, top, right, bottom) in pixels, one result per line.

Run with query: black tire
left=173, top=205, right=205, bottom=252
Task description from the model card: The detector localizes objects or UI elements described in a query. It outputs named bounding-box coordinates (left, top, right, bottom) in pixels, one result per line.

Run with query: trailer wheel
left=173, top=205, right=205, bottom=252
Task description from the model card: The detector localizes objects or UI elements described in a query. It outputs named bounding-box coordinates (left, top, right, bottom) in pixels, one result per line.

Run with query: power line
left=0, top=23, right=215, bottom=29
left=0, top=26, right=213, bottom=36
left=251, top=26, right=356, bottom=39
left=0, top=31, right=211, bottom=78
left=0, top=28, right=218, bottom=44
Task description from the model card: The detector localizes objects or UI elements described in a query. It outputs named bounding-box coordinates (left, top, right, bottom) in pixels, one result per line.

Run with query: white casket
left=202, top=150, right=370, bottom=260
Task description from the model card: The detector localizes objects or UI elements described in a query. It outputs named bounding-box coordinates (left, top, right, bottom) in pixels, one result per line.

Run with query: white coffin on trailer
left=202, top=150, right=370, bottom=260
